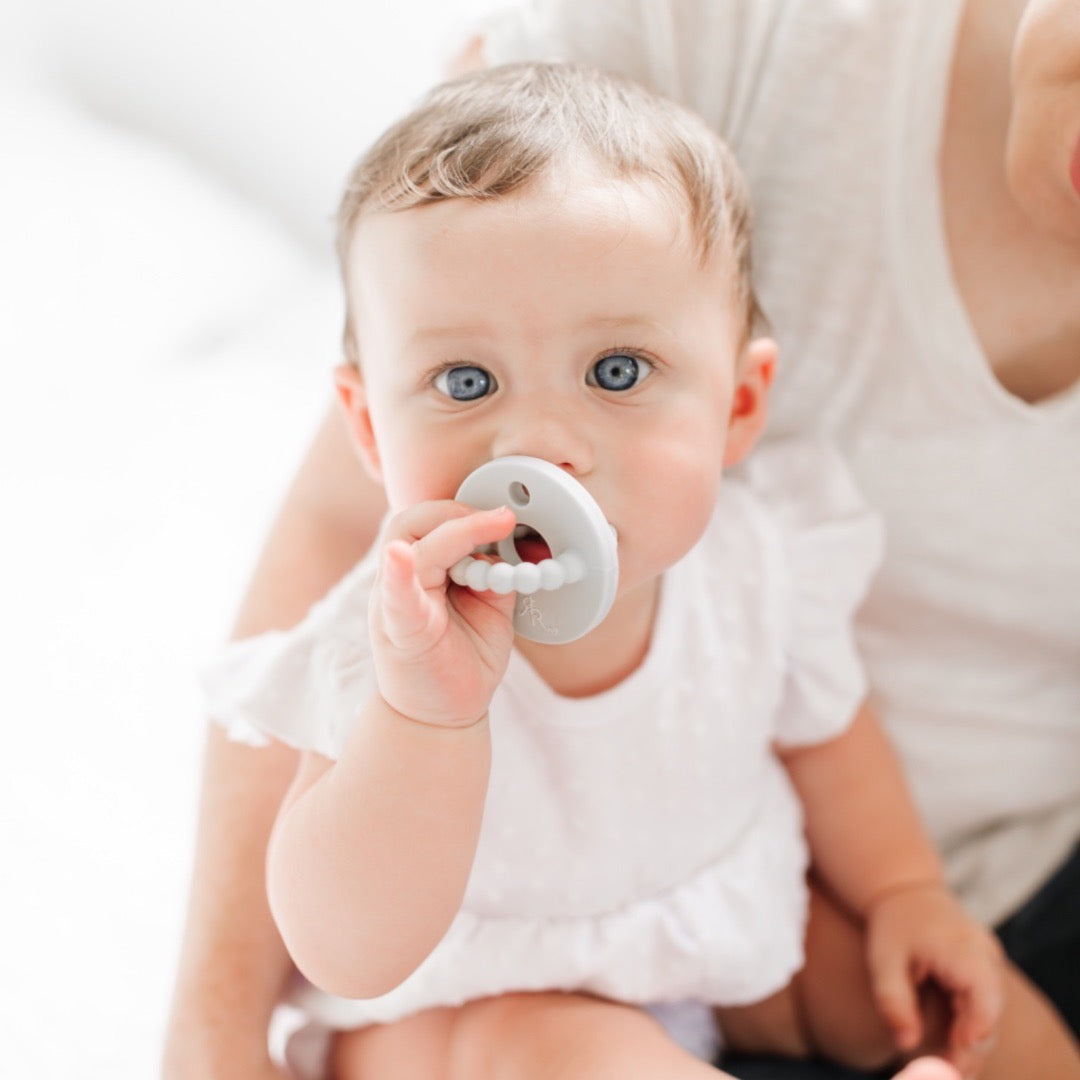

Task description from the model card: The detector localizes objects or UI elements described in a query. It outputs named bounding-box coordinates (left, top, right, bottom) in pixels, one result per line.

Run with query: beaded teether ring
left=451, top=456, right=619, bottom=644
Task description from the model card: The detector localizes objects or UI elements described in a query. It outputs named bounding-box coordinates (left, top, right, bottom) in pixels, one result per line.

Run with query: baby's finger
left=947, top=1037, right=994, bottom=1080
left=946, top=989, right=1000, bottom=1079
left=933, top=948, right=1003, bottom=1075
left=411, top=506, right=516, bottom=590
left=870, top=954, right=922, bottom=1052
left=384, top=500, right=475, bottom=545
left=378, top=539, right=440, bottom=649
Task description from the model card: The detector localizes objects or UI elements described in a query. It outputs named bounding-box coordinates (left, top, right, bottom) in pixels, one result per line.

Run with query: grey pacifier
left=451, top=456, right=619, bottom=644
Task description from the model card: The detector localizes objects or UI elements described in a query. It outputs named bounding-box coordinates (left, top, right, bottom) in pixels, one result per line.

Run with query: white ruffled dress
left=203, top=440, right=882, bottom=1051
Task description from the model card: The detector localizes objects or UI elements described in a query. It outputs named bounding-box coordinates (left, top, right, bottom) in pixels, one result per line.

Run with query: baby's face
left=341, top=166, right=773, bottom=601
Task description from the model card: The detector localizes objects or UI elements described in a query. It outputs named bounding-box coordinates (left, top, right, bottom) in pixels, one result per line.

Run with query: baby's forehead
left=344, top=177, right=740, bottom=349
left=348, top=165, right=702, bottom=268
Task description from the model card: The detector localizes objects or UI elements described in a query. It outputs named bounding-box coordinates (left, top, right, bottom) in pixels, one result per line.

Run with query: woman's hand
left=370, top=501, right=518, bottom=727
left=866, top=883, right=1006, bottom=1078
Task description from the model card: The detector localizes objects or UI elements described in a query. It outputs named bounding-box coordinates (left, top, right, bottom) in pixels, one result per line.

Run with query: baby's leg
left=332, top=991, right=726, bottom=1080
left=719, top=882, right=1080, bottom=1079
left=718, top=883, right=901, bottom=1071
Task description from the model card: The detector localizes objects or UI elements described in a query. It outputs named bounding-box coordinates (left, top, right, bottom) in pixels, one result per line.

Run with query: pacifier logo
left=517, top=595, right=557, bottom=637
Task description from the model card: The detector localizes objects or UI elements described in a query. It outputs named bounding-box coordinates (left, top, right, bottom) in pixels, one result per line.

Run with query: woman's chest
left=949, top=230, right=1080, bottom=404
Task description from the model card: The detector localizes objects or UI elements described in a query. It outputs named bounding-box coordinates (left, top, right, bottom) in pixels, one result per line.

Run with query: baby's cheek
left=382, top=454, right=467, bottom=512
left=633, top=451, right=721, bottom=563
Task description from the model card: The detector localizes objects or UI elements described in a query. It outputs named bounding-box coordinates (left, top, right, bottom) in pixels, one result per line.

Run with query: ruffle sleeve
left=742, top=439, right=884, bottom=748
left=199, top=551, right=380, bottom=761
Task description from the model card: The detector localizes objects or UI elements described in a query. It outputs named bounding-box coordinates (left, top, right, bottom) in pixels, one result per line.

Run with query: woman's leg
left=994, top=842, right=1080, bottom=1041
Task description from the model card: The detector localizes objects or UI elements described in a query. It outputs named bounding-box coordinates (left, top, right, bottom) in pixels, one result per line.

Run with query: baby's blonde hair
left=337, top=61, right=759, bottom=362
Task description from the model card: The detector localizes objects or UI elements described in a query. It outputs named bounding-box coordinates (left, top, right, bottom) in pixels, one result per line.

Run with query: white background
left=0, top=2, right=508, bottom=1075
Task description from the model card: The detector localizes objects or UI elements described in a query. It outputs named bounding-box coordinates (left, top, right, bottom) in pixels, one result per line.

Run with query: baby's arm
left=266, top=502, right=517, bottom=999
left=780, top=703, right=943, bottom=917
left=780, top=704, right=1005, bottom=1074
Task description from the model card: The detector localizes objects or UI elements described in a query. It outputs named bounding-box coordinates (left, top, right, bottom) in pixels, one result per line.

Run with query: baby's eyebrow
left=579, top=315, right=670, bottom=334
left=404, top=314, right=679, bottom=350
left=579, top=315, right=687, bottom=350
left=406, top=324, right=496, bottom=348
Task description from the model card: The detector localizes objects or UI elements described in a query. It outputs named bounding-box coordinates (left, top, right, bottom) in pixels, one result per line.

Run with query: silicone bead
left=559, top=551, right=585, bottom=584
left=450, top=550, right=587, bottom=593
left=465, top=559, right=489, bottom=591
left=514, top=561, right=542, bottom=595
left=487, top=561, right=516, bottom=594
left=538, top=559, right=563, bottom=590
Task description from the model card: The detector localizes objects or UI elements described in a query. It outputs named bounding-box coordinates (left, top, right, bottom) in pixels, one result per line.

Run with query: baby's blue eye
left=434, top=365, right=494, bottom=401
left=589, top=353, right=650, bottom=392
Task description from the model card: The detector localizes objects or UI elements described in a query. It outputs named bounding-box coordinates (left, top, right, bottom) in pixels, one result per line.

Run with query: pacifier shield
left=454, top=456, right=619, bottom=644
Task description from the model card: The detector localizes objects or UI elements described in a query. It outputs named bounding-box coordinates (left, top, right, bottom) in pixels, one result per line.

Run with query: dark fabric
left=719, top=1055, right=888, bottom=1079
left=718, top=843, right=1080, bottom=1077
left=994, top=841, right=1080, bottom=1042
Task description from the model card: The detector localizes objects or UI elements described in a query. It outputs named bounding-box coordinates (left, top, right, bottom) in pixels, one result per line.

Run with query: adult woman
left=163, top=0, right=1080, bottom=1076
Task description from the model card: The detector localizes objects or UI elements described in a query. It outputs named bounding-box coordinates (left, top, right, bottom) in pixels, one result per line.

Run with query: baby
left=205, top=62, right=1013, bottom=1080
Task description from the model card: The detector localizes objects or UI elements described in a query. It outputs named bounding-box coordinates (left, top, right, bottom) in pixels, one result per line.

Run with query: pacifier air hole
left=508, top=482, right=531, bottom=508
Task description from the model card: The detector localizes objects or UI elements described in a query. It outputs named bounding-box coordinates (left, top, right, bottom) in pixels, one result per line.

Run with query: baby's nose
left=491, top=409, right=593, bottom=476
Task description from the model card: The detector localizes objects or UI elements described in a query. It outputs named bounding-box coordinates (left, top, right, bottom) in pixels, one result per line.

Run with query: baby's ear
left=334, top=364, right=382, bottom=482
left=722, top=337, right=777, bottom=467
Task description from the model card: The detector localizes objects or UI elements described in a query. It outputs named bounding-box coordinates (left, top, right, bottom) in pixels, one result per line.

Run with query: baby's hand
left=866, top=883, right=1005, bottom=1078
left=370, top=500, right=518, bottom=727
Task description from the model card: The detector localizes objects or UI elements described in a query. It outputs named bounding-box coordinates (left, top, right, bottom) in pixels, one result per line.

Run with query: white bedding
left=0, top=4, right=503, bottom=1075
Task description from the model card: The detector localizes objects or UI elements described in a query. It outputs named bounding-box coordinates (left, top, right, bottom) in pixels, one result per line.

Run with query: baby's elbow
left=290, top=944, right=423, bottom=1001
left=268, top=883, right=427, bottom=999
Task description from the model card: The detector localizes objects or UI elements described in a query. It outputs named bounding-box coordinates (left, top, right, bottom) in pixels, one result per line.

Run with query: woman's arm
left=163, top=404, right=386, bottom=1080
